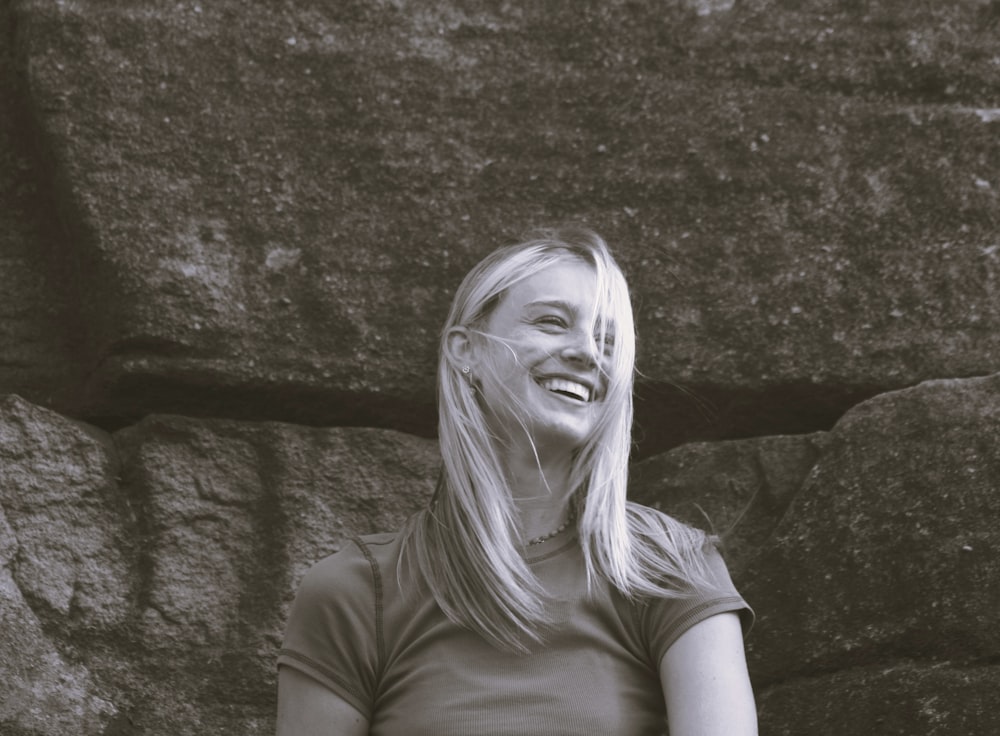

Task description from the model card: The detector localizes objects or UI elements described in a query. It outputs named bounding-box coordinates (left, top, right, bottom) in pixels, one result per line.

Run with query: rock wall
left=1, top=0, right=998, bottom=733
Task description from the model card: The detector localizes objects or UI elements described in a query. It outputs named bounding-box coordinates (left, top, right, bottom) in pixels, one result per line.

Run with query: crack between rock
left=74, top=376, right=897, bottom=456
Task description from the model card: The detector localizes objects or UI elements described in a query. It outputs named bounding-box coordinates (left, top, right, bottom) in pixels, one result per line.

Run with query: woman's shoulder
left=623, top=501, right=738, bottom=592
left=297, top=531, right=405, bottom=598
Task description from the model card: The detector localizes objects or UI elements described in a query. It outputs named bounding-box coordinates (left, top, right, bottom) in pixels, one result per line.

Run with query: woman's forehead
left=501, top=260, right=593, bottom=304
left=491, top=261, right=622, bottom=327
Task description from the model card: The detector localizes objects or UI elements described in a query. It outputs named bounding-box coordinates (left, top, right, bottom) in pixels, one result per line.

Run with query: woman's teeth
left=539, top=377, right=590, bottom=402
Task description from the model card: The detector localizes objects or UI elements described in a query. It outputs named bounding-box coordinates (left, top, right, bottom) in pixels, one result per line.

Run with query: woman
left=276, top=227, right=757, bottom=735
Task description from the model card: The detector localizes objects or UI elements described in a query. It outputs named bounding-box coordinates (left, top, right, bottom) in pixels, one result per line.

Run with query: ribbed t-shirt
left=278, top=525, right=752, bottom=736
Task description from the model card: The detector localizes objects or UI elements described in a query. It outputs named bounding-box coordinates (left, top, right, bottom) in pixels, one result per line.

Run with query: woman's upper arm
left=659, top=611, right=758, bottom=736
left=276, top=665, right=369, bottom=736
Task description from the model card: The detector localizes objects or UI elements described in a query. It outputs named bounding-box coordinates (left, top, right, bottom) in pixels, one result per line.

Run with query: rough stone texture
left=630, top=432, right=829, bottom=574
left=0, top=9, right=81, bottom=413
left=0, top=398, right=122, bottom=734
left=5, top=0, right=999, bottom=454
left=0, top=395, right=132, bottom=630
left=743, top=373, right=1000, bottom=685
left=757, top=662, right=1000, bottom=736
left=0, top=566, right=118, bottom=735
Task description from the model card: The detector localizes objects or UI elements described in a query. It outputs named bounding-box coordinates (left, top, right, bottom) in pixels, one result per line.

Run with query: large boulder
left=743, top=373, right=1000, bottom=685
left=9, top=0, right=1000, bottom=453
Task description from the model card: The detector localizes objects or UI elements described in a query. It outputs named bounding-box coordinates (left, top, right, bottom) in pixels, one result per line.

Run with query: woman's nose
left=560, top=332, right=598, bottom=366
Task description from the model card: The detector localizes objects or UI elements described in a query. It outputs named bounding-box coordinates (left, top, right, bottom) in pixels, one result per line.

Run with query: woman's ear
left=445, top=326, right=478, bottom=372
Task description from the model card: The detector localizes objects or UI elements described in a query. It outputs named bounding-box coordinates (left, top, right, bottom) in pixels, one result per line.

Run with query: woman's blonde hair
left=401, top=226, right=713, bottom=652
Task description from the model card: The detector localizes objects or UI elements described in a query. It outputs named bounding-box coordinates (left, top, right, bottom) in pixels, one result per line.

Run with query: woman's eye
left=536, top=316, right=567, bottom=328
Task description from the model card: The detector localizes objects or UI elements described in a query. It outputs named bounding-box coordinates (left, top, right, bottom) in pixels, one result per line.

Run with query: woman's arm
left=659, top=611, right=758, bottom=736
left=276, top=666, right=370, bottom=736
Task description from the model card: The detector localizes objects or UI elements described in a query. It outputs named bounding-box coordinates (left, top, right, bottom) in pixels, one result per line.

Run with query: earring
left=461, top=366, right=471, bottom=375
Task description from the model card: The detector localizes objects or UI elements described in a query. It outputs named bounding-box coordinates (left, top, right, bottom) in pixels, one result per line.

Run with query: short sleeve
left=277, top=540, right=380, bottom=719
left=641, top=542, right=754, bottom=667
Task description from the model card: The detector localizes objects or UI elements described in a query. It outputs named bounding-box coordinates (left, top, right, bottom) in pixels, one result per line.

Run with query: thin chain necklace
left=525, top=510, right=576, bottom=546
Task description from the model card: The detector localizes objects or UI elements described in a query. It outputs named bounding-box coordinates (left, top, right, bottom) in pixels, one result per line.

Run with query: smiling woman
left=276, top=227, right=758, bottom=736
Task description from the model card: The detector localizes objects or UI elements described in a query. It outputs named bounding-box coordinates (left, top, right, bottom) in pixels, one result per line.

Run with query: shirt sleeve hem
left=277, top=649, right=372, bottom=721
left=656, top=596, right=754, bottom=662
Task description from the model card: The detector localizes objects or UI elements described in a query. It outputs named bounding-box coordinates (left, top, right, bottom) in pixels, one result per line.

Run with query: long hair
left=400, top=226, right=714, bottom=653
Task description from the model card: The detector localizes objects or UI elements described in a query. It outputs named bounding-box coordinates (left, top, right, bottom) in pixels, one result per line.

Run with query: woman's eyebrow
left=523, top=299, right=576, bottom=312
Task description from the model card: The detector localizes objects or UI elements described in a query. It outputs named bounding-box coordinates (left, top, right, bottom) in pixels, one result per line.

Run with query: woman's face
left=473, top=257, right=614, bottom=459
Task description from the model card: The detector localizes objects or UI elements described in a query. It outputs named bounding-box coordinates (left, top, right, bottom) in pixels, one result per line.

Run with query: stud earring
left=461, top=366, right=471, bottom=374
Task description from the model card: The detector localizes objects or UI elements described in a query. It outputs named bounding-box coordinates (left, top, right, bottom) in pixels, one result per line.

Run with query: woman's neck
left=503, top=450, right=576, bottom=542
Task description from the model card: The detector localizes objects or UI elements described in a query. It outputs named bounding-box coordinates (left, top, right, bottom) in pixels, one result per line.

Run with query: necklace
left=525, top=511, right=575, bottom=546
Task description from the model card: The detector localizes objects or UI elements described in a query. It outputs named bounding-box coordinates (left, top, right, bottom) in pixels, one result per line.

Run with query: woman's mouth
left=537, top=377, right=592, bottom=402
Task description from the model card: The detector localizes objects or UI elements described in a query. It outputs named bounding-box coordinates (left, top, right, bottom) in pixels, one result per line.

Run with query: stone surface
left=0, top=394, right=132, bottom=630
left=630, top=432, right=829, bottom=574
left=7, top=0, right=1000, bottom=452
left=0, top=566, right=118, bottom=735
left=0, top=8, right=81, bottom=413
left=743, top=373, right=1000, bottom=684
left=757, top=662, right=1000, bottom=736
left=0, top=408, right=119, bottom=735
